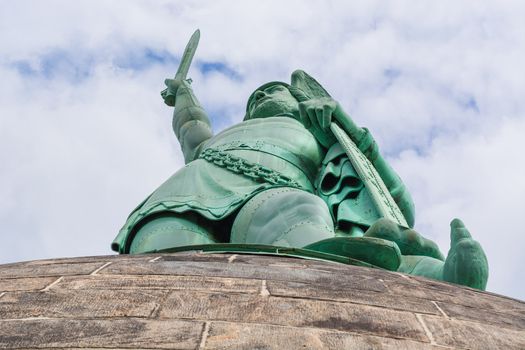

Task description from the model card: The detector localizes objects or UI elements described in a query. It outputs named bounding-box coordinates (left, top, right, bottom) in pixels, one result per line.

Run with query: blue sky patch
left=114, top=48, right=179, bottom=71
left=463, top=96, right=480, bottom=113
left=383, top=68, right=401, bottom=80
left=11, top=50, right=94, bottom=81
left=197, top=61, right=242, bottom=81
left=382, top=68, right=402, bottom=90
left=12, top=61, right=37, bottom=76
left=10, top=48, right=242, bottom=85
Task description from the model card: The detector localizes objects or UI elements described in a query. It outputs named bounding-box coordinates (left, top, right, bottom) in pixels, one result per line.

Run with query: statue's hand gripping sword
left=293, top=70, right=409, bottom=228
left=161, top=29, right=200, bottom=106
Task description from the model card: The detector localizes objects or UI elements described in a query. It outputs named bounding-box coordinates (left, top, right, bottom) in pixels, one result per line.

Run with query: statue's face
left=247, top=84, right=298, bottom=119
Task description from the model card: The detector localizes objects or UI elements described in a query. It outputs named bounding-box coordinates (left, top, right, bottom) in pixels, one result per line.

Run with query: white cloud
left=0, top=0, right=524, bottom=300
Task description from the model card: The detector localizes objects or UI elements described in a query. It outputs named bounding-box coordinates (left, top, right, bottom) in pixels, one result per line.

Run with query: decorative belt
left=199, top=148, right=302, bottom=188
left=204, top=140, right=318, bottom=183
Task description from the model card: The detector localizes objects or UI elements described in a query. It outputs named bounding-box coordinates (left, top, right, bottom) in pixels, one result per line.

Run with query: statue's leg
left=397, top=255, right=445, bottom=280
left=394, top=219, right=488, bottom=290
left=230, top=187, right=335, bottom=247
left=364, top=218, right=444, bottom=260
left=129, top=212, right=218, bottom=253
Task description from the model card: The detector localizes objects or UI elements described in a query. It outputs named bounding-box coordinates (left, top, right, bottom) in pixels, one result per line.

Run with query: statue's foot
left=364, top=218, right=444, bottom=260
left=304, top=236, right=402, bottom=271
left=443, top=218, right=488, bottom=290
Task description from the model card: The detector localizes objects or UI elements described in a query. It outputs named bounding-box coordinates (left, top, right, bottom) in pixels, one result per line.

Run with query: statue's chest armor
left=204, top=117, right=324, bottom=169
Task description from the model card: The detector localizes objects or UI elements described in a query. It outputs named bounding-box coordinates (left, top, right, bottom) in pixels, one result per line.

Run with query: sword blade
left=330, top=122, right=409, bottom=228
left=174, top=29, right=200, bottom=81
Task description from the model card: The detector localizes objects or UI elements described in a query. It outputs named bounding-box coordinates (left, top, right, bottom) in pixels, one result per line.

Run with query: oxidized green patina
left=112, top=30, right=488, bottom=290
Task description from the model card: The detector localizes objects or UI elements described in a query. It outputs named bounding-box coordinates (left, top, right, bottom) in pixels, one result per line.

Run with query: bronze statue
left=112, top=30, right=488, bottom=290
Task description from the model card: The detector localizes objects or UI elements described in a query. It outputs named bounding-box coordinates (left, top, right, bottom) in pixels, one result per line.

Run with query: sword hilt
left=161, top=78, right=193, bottom=107
left=161, top=29, right=200, bottom=107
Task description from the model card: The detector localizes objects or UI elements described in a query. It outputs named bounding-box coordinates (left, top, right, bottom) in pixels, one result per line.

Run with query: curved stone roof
left=0, top=252, right=523, bottom=349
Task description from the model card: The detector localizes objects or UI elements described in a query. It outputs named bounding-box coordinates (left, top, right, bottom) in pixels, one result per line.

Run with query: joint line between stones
left=415, top=313, right=437, bottom=345
left=431, top=300, right=449, bottom=318
left=148, top=303, right=162, bottom=319
left=40, top=276, right=64, bottom=291
left=267, top=292, right=438, bottom=316
left=90, top=261, right=112, bottom=275
left=260, top=280, right=270, bottom=297
left=198, top=321, right=210, bottom=349
left=395, top=272, right=415, bottom=281
left=378, top=278, right=390, bottom=291
left=150, top=290, right=173, bottom=319
left=0, top=316, right=53, bottom=322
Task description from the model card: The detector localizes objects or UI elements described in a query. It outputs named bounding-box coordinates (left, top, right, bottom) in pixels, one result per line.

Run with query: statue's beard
left=250, top=99, right=299, bottom=120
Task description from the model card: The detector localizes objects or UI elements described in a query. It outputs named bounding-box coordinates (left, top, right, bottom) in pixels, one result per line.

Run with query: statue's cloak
left=316, top=143, right=381, bottom=232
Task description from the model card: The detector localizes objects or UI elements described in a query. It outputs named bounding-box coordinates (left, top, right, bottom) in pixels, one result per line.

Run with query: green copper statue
left=112, top=30, right=488, bottom=290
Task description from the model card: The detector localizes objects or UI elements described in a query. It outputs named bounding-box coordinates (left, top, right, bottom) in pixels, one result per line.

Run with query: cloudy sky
left=1, top=1, right=524, bottom=300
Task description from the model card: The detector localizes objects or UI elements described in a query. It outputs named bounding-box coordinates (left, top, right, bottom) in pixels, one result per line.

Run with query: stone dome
left=0, top=252, right=523, bottom=349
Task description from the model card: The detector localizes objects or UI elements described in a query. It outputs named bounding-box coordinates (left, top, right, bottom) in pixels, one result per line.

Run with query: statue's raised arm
left=162, top=29, right=213, bottom=163
left=165, top=78, right=212, bottom=163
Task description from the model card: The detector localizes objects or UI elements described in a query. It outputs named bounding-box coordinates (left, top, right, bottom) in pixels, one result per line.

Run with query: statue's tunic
left=112, top=115, right=415, bottom=254
left=112, top=116, right=325, bottom=253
